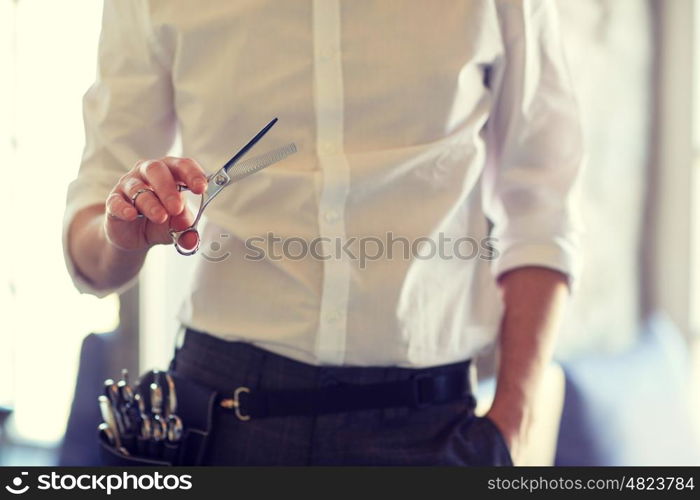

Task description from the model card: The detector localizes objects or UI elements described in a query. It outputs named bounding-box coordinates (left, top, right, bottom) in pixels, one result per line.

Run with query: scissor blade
left=228, top=142, right=297, bottom=182
left=222, top=117, right=278, bottom=173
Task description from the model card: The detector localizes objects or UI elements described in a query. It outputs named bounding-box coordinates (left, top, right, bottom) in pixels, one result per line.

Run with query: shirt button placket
left=313, top=0, right=351, bottom=365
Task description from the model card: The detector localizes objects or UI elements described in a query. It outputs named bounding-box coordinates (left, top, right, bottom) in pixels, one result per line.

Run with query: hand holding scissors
left=104, top=118, right=295, bottom=255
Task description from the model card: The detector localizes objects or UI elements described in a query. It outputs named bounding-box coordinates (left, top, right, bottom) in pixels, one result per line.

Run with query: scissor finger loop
left=170, top=228, right=201, bottom=256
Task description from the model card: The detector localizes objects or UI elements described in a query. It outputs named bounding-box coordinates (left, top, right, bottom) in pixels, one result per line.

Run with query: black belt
left=217, top=368, right=475, bottom=421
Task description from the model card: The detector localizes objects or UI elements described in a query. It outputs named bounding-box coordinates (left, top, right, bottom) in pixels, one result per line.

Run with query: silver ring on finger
left=130, top=187, right=155, bottom=208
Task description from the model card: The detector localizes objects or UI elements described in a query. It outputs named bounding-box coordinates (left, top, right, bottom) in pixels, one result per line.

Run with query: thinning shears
left=170, top=118, right=296, bottom=255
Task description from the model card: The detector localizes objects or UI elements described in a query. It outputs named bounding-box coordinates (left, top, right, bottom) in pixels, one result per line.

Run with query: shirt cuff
left=491, top=238, right=581, bottom=291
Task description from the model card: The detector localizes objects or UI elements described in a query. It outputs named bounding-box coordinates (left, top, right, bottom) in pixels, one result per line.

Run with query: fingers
left=143, top=204, right=198, bottom=248
left=172, top=229, right=199, bottom=253
left=170, top=206, right=195, bottom=231
left=106, top=157, right=208, bottom=252
left=105, top=192, right=139, bottom=221
left=122, top=176, right=168, bottom=224
left=176, top=231, right=199, bottom=251
left=170, top=208, right=199, bottom=251
left=127, top=157, right=208, bottom=221
left=161, top=157, right=208, bottom=195
left=138, top=159, right=182, bottom=216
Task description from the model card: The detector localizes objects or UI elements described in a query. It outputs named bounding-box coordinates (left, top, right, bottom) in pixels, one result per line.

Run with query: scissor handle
left=169, top=227, right=201, bottom=256
left=168, top=187, right=212, bottom=256
left=170, top=169, right=231, bottom=254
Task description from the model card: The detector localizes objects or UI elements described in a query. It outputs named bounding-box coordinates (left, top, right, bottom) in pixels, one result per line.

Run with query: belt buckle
left=220, top=386, right=251, bottom=421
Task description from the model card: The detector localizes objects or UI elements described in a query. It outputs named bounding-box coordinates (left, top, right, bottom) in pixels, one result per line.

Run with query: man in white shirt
left=65, top=0, right=581, bottom=465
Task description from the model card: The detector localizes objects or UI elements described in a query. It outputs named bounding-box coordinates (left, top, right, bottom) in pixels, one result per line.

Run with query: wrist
left=487, top=400, right=527, bottom=430
left=485, top=403, right=530, bottom=462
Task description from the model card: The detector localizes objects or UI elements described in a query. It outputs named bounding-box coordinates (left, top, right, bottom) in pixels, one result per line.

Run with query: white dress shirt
left=64, top=0, right=583, bottom=367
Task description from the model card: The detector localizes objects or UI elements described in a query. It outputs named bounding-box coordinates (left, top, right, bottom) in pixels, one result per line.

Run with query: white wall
left=556, top=0, right=654, bottom=356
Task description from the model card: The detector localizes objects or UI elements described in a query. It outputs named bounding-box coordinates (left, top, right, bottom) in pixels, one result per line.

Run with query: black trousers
left=171, top=329, right=513, bottom=466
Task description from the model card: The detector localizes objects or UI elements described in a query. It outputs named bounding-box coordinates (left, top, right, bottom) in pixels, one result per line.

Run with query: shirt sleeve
left=483, top=0, right=584, bottom=287
left=63, top=0, right=176, bottom=297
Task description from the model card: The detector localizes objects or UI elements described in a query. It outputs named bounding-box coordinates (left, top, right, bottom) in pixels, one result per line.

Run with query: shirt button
left=320, top=143, right=337, bottom=155
left=324, top=209, right=340, bottom=223
left=325, top=310, right=342, bottom=322
left=319, top=46, right=335, bottom=61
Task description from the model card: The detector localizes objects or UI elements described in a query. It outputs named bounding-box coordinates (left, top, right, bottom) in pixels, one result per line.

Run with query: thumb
left=170, top=208, right=199, bottom=252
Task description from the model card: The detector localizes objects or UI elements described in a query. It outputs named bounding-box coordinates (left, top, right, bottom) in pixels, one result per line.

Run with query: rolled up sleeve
left=483, top=0, right=584, bottom=287
left=63, top=0, right=176, bottom=296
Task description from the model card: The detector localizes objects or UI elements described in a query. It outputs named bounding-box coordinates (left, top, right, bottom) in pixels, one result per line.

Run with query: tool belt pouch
left=98, top=370, right=217, bottom=466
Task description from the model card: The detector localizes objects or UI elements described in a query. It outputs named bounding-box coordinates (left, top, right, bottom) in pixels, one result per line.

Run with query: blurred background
left=1, top=0, right=699, bottom=465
